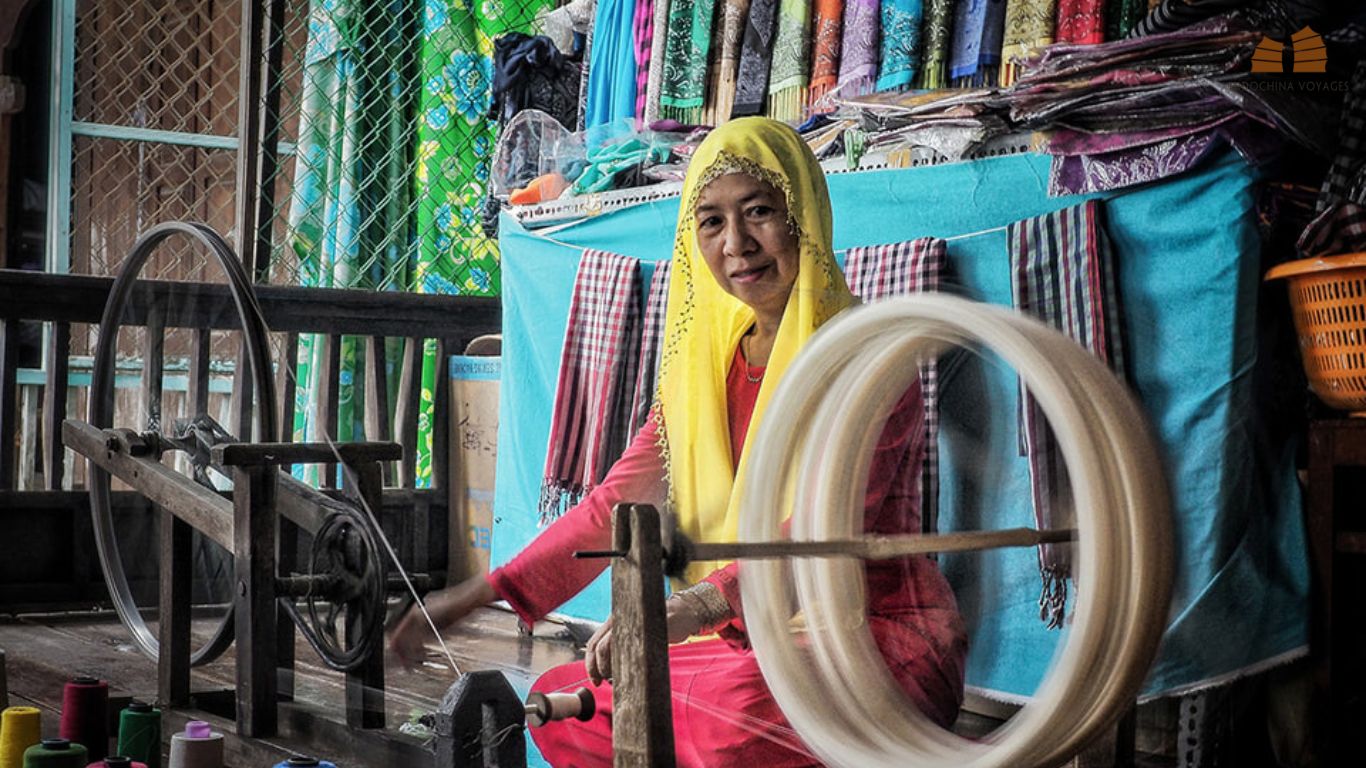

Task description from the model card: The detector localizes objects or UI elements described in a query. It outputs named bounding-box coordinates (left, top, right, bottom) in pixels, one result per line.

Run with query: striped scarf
left=630, top=261, right=673, bottom=433
left=540, top=250, right=644, bottom=523
left=1008, top=199, right=1125, bottom=629
left=633, top=0, right=656, bottom=121
left=843, top=237, right=948, bottom=536
left=1127, top=0, right=1244, bottom=39
left=1319, top=59, right=1366, bottom=211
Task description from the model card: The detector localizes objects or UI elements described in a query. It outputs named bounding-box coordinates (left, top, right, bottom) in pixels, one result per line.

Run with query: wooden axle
left=577, top=526, right=1078, bottom=568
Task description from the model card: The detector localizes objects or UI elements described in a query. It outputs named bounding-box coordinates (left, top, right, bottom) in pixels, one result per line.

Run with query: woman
left=390, top=117, right=966, bottom=766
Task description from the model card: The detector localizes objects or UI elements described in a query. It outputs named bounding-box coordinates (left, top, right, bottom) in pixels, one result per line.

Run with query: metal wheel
left=88, top=221, right=278, bottom=665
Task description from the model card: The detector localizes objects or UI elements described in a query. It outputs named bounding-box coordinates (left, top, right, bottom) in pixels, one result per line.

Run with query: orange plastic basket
left=1265, top=252, right=1366, bottom=415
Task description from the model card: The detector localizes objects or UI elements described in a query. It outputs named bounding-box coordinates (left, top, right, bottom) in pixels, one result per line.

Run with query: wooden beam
left=0, top=319, right=17, bottom=489
left=610, top=504, right=676, bottom=768
left=233, top=464, right=278, bottom=738
left=43, top=322, right=70, bottom=489
left=345, top=461, right=386, bottom=730
left=0, top=269, right=501, bottom=338
left=158, top=507, right=193, bottom=707
left=319, top=334, right=341, bottom=489
left=212, top=440, right=402, bottom=467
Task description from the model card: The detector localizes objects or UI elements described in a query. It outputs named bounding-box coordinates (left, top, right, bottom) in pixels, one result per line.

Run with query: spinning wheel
left=604, top=293, right=1173, bottom=768
left=87, top=221, right=275, bottom=666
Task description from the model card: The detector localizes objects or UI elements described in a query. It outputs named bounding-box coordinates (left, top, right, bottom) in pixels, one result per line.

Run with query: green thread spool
left=21, top=738, right=86, bottom=768
left=0, top=707, right=42, bottom=768
left=115, top=702, right=160, bottom=768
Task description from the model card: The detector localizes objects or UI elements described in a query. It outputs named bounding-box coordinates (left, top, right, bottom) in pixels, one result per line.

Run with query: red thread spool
left=59, top=676, right=109, bottom=762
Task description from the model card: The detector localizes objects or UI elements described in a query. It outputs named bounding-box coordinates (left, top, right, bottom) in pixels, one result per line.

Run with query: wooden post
left=318, top=334, right=342, bottom=489
left=610, top=504, right=676, bottom=768
left=0, top=318, right=18, bottom=489
left=43, top=322, right=70, bottom=490
left=158, top=507, right=193, bottom=707
left=434, top=671, right=526, bottom=768
left=346, top=460, right=386, bottom=730
left=363, top=335, right=392, bottom=485
left=232, top=464, right=278, bottom=738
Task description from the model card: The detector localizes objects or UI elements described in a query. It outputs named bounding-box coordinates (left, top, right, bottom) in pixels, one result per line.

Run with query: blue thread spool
left=272, top=758, right=335, bottom=768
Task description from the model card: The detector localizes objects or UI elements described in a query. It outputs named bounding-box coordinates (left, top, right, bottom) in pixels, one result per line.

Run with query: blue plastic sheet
left=493, top=147, right=1307, bottom=701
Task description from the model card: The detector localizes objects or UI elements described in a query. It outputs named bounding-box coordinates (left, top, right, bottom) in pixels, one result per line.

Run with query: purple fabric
left=837, top=0, right=880, bottom=95
left=634, top=0, right=656, bottom=120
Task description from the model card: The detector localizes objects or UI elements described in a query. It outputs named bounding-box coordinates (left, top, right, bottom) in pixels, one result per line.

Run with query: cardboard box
left=448, top=354, right=500, bottom=579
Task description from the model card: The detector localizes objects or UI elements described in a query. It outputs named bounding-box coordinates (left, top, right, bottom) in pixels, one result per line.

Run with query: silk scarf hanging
left=705, top=0, right=754, bottom=124
left=1000, top=0, right=1056, bottom=86
left=644, top=0, right=672, bottom=125
left=633, top=0, right=656, bottom=120
left=733, top=0, right=780, bottom=116
left=876, top=0, right=925, bottom=92
left=808, top=0, right=845, bottom=109
left=586, top=0, right=641, bottom=128
left=414, top=0, right=552, bottom=486
left=660, top=0, right=720, bottom=124
left=950, top=0, right=1007, bottom=86
left=918, top=0, right=956, bottom=89
left=1008, top=199, right=1125, bottom=629
left=836, top=0, right=880, bottom=96
left=843, top=237, right=948, bottom=536
left=540, top=250, right=644, bottom=523
left=1104, top=0, right=1147, bottom=40
left=767, top=0, right=812, bottom=121
left=629, top=261, right=674, bottom=433
left=1055, top=0, right=1105, bottom=45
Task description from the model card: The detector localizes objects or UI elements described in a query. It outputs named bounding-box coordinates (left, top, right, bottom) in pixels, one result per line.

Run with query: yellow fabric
left=655, top=117, right=856, bottom=585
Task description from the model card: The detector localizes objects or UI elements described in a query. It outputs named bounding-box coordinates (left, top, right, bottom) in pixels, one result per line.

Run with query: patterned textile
left=577, top=1, right=594, bottom=130
left=1000, top=0, right=1056, bottom=85
left=837, top=0, right=881, bottom=95
left=706, top=0, right=752, bottom=123
left=1008, top=199, right=1125, bottom=628
left=733, top=0, right=780, bottom=116
left=1104, top=0, right=1147, bottom=39
left=633, top=0, right=655, bottom=120
left=540, top=250, right=644, bottom=522
left=660, top=0, right=719, bottom=123
left=1127, top=0, right=1242, bottom=38
left=1055, top=0, right=1105, bottom=45
left=918, top=0, right=957, bottom=89
left=415, top=0, right=552, bottom=485
left=809, top=0, right=845, bottom=107
left=644, top=0, right=671, bottom=124
left=844, top=237, right=948, bottom=536
left=630, top=261, right=674, bottom=433
left=950, top=0, right=1006, bottom=84
left=1298, top=203, right=1366, bottom=258
left=1319, top=59, right=1366, bottom=210
left=876, top=0, right=925, bottom=91
left=767, top=0, right=812, bottom=121
left=491, top=33, right=580, bottom=128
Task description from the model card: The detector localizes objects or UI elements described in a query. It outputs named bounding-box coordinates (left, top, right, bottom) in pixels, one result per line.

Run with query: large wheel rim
left=88, top=221, right=278, bottom=665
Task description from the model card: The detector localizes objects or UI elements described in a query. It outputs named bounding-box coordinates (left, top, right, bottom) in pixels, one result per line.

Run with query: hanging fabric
left=843, top=237, right=948, bottom=537
left=1008, top=199, right=1126, bottom=629
left=917, top=0, right=956, bottom=89
left=1000, top=0, right=1056, bottom=86
left=1126, top=0, right=1243, bottom=39
left=808, top=0, right=845, bottom=110
left=766, top=0, right=812, bottom=121
left=491, top=32, right=581, bottom=129
left=586, top=0, right=642, bottom=128
left=733, top=0, right=780, bottom=116
left=1318, top=58, right=1366, bottom=211
left=629, top=261, right=674, bottom=434
left=705, top=0, right=755, bottom=124
left=1104, top=0, right=1147, bottom=40
left=540, top=250, right=645, bottom=523
left=876, top=0, right=925, bottom=92
left=660, top=0, right=720, bottom=124
left=836, top=0, right=880, bottom=97
left=949, top=0, right=1006, bottom=87
left=1054, top=0, right=1105, bottom=45
left=633, top=0, right=656, bottom=120
left=288, top=0, right=416, bottom=483
left=643, top=0, right=673, bottom=125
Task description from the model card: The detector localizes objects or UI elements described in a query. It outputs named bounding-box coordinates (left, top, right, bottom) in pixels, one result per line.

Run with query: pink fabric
left=491, top=354, right=967, bottom=762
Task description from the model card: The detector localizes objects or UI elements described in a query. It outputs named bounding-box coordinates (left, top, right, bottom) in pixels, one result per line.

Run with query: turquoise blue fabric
left=585, top=0, right=641, bottom=129
left=493, top=148, right=1308, bottom=700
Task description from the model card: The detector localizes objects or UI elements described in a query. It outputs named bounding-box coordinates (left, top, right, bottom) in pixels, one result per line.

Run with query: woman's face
left=694, top=173, right=800, bottom=319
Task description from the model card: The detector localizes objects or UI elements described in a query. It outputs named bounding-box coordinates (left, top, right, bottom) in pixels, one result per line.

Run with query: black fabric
left=732, top=0, right=779, bottom=117
left=492, top=33, right=582, bottom=128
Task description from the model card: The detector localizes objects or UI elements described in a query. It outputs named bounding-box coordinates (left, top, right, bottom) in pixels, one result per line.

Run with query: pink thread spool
left=166, top=723, right=221, bottom=768
left=87, top=757, right=147, bottom=768
left=524, top=688, right=595, bottom=727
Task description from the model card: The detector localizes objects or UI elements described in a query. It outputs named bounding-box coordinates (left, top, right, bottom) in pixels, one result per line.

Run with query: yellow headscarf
left=656, top=117, right=856, bottom=584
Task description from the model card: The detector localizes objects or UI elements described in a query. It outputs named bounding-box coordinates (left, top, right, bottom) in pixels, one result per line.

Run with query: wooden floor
left=0, top=606, right=581, bottom=766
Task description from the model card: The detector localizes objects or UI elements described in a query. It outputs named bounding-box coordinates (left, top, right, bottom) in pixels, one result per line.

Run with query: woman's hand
left=583, top=595, right=706, bottom=684
left=388, top=575, right=496, bottom=668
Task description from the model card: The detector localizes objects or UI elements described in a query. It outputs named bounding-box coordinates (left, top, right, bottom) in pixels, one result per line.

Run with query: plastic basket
left=1265, top=252, right=1366, bottom=414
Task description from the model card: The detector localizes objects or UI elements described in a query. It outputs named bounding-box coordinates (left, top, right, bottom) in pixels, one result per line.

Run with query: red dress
left=489, top=350, right=967, bottom=767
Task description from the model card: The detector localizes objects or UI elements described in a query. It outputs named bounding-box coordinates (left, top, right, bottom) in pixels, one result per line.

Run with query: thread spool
left=59, top=677, right=108, bottom=762
left=1, top=707, right=43, bottom=768
left=166, top=722, right=221, bottom=768
left=524, top=688, right=595, bottom=727
left=1, top=650, right=8, bottom=710
left=114, top=702, right=159, bottom=768
left=88, top=757, right=147, bottom=768
left=22, top=738, right=87, bottom=768
left=271, top=757, right=336, bottom=768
